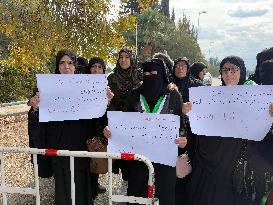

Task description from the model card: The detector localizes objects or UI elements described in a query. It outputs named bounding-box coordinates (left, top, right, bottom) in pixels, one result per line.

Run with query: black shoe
left=97, top=184, right=106, bottom=194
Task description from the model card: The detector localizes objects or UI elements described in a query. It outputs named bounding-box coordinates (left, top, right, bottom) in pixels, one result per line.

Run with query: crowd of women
left=27, top=47, right=273, bottom=205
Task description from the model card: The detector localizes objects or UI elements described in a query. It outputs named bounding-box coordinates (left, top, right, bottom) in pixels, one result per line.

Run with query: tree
left=171, top=7, right=175, bottom=21
left=121, top=0, right=159, bottom=15
left=123, top=8, right=205, bottom=63
left=0, top=32, right=10, bottom=60
left=138, top=0, right=158, bottom=10
left=207, top=56, right=220, bottom=77
left=177, top=13, right=197, bottom=40
left=0, top=0, right=138, bottom=102
left=121, top=0, right=140, bottom=14
left=160, top=0, right=170, bottom=18
left=0, top=0, right=137, bottom=71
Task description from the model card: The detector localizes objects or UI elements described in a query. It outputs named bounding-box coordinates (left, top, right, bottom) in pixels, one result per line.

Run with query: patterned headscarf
left=111, top=48, right=141, bottom=92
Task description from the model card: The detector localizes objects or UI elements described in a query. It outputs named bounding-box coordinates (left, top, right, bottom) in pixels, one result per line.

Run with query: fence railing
left=0, top=147, right=159, bottom=205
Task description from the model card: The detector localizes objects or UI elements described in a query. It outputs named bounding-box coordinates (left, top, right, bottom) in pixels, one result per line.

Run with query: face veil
left=141, top=59, right=169, bottom=106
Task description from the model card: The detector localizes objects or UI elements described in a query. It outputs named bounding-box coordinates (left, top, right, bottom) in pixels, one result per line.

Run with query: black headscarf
left=190, top=62, right=207, bottom=80
left=153, top=52, right=174, bottom=74
left=219, top=56, right=246, bottom=86
left=55, top=50, right=77, bottom=74
left=141, top=58, right=168, bottom=108
left=111, top=48, right=140, bottom=92
left=252, top=47, right=273, bottom=85
left=77, top=57, right=88, bottom=74
left=259, top=61, right=273, bottom=85
left=172, top=57, right=190, bottom=102
left=87, top=57, right=106, bottom=74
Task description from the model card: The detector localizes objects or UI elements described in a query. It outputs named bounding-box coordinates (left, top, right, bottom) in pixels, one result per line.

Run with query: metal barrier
left=0, top=147, right=159, bottom=205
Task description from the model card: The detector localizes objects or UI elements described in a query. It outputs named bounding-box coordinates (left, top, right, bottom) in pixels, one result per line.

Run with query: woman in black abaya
left=186, top=56, right=273, bottom=205
left=104, top=58, right=188, bottom=205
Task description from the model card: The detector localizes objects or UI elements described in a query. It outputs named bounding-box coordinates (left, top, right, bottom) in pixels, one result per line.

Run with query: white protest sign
left=107, top=111, right=180, bottom=167
left=37, top=74, right=108, bottom=122
left=189, top=85, right=273, bottom=141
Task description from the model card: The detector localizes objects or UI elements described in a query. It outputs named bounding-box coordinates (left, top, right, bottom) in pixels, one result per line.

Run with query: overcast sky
left=170, top=0, right=273, bottom=69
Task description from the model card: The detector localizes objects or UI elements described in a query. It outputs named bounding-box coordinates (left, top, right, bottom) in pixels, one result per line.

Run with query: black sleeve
left=256, top=125, right=273, bottom=163
left=28, top=108, right=47, bottom=149
left=172, top=90, right=196, bottom=160
left=125, top=88, right=140, bottom=112
left=92, top=113, right=108, bottom=138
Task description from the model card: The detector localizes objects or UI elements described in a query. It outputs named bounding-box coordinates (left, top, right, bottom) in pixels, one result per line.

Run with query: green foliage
left=171, top=7, right=175, bottom=21
left=0, top=33, right=10, bottom=60
left=0, top=0, right=138, bottom=102
left=124, top=8, right=205, bottom=63
left=121, top=0, right=140, bottom=14
left=177, top=13, right=197, bottom=40
left=207, top=56, right=220, bottom=77
left=0, top=64, right=50, bottom=103
left=0, top=0, right=136, bottom=70
left=160, top=0, right=170, bottom=18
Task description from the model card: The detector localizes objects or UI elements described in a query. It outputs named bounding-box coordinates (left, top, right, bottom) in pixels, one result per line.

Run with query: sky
left=169, top=0, right=273, bottom=70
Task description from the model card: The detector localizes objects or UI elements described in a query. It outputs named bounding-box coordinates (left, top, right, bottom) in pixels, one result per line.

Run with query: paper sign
left=189, top=85, right=273, bottom=141
left=37, top=74, right=108, bottom=122
left=107, top=111, right=180, bottom=167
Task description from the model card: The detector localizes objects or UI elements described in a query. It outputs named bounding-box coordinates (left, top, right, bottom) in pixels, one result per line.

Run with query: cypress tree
left=160, top=0, right=170, bottom=18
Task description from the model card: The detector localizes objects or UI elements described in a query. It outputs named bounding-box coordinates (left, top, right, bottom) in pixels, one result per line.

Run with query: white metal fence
left=0, top=147, right=159, bottom=205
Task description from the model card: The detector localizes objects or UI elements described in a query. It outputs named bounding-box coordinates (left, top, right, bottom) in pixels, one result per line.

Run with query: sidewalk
left=0, top=103, right=29, bottom=117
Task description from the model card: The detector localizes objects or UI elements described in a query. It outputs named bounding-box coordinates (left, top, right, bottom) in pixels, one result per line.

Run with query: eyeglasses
left=221, top=67, right=240, bottom=75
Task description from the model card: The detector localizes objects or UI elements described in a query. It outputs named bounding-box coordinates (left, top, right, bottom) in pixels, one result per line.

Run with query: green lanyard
left=140, top=94, right=166, bottom=113
left=260, top=185, right=273, bottom=205
left=260, top=195, right=268, bottom=205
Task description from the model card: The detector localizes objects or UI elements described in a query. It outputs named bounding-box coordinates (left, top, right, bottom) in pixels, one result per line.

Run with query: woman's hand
left=29, top=92, right=40, bottom=111
left=106, top=87, right=114, bottom=105
left=182, top=102, right=192, bottom=115
left=103, top=126, right=112, bottom=139
left=174, top=137, right=187, bottom=149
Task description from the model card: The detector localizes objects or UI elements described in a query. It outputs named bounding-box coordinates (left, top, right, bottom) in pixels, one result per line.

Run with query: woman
left=104, top=58, right=188, bottom=205
left=172, top=57, right=203, bottom=205
left=28, top=88, right=53, bottom=178
left=107, top=48, right=142, bottom=183
left=184, top=56, right=273, bottom=205
left=108, top=48, right=142, bottom=111
left=28, top=50, right=112, bottom=205
left=172, top=57, right=203, bottom=103
left=249, top=47, right=273, bottom=84
left=190, top=61, right=207, bottom=83
left=86, top=57, right=108, bottom=199
left=247, top=48, right=273, bottom=205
